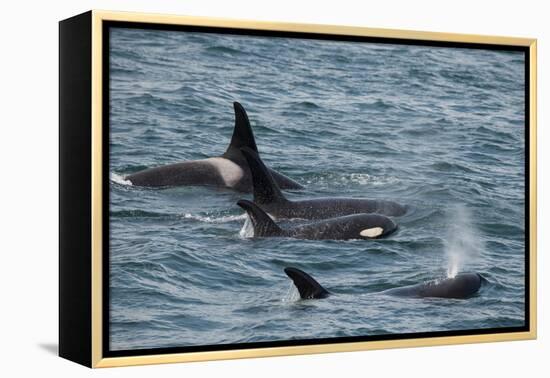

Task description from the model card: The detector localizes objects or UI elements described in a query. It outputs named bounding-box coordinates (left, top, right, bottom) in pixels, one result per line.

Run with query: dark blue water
left=108, top=28, right=525, bottom=351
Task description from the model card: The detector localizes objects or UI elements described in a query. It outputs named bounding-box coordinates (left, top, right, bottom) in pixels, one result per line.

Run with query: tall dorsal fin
left=284, top=267, right=330, bottom=299
left=236, top=199, right=283, bottom=237
left=240, top=147, right=288, bottom=205
left=225, top=102, right=258, bottom=154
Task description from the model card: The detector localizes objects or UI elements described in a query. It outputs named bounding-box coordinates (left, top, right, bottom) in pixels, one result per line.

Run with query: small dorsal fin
left=225, top=102, right=258, bottom=155
left=240, top=147, right=288, bottom=205
left=236, top=199, right=283, bottom=237
left=284, top=267, right=330, bottom=299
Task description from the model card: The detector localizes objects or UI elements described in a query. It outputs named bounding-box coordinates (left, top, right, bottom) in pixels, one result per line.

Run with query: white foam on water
left=282, top=281, right=300, bottom=302
left=444, top=205, right=483, bottom=278
left=238, top=215, right=254, bottom=238
left=347, top=173, right=373, bottom=185
left=350, top=173, right=399, bottom=187
left=342, top=173, right=400, bottom=187
left=110, top=172, right=133, bottom=186
left=183, top=213, right=247, bottom=224
left=307, top=173, right=399, bottom=187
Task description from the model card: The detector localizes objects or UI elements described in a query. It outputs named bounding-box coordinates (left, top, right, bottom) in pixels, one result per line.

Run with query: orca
left=237, top=199, right=397, bottom=240
left=284, top=267, right=485, bottom=300
left=239, top=147, right=407, bottom=219
left=125, top=102, right=303, bottom=192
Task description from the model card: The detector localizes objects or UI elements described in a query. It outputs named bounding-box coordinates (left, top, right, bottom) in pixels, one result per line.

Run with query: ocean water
left=108, top=27, right=526, bottom=351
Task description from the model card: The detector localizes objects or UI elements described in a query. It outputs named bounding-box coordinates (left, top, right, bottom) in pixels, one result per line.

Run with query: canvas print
left=108, top=26, right=526, bottom=352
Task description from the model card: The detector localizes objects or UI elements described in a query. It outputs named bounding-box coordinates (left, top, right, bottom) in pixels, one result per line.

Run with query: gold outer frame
left=90, top=9, right=537, bottom=368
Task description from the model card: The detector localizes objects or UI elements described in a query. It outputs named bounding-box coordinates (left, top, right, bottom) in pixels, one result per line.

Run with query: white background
left=0, top=0, right=547, bottom=376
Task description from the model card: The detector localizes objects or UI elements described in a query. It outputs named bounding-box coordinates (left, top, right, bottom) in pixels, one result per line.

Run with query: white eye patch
left=206, top=157, right=244, bottom=186
left=360, top=227, right=384, bottom=238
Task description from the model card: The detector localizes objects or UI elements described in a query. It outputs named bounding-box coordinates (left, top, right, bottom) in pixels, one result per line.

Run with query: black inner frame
left=102, top=20, right=531, bottom=358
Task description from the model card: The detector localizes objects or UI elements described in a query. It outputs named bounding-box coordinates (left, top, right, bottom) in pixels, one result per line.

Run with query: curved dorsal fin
left=236, top=199, right=283, bottom=237
left=284, top=267, right=330, bottom=299
left=240, top=147, right=288, bottom=205
left=225, top=102, right=258, bottom=154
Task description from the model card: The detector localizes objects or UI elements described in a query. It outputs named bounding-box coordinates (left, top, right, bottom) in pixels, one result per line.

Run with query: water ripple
left=108, top=27, right=526, bottom=351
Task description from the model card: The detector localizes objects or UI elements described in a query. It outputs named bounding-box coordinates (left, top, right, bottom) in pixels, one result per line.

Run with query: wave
left=110, top=209, right=169, bottom=218
left=239, top=216, right=254, bottom=238
left=358, top=99, right=395, bottom=111
left=110, top=172, right=133, bottom=186
left=110, top=66, right=143, bottom=77
left=291, top=101, right=322, bottom=109
left=281, top=281, right=301, bottom=302
left=438, top=69, right=480, bottom=84
left=305, top=172, right=400, bottom=188
left=125, top=93, right=177, bottom=112
left=204, top=45, right=245, bottom=56
left=430, top=161, right=478, bottom=174
left=106, top=28, right=526, bottom=349
left=182, top=213, right=247, bottom=224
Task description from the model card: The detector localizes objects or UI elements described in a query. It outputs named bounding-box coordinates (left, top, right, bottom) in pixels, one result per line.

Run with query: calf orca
left=239, top=147, right=407, bottom=219
left=237, top=199, right=397, bottom=240
left=284, top=267, right=484, bottom=300
left=126, top=102, right=303, bottom=192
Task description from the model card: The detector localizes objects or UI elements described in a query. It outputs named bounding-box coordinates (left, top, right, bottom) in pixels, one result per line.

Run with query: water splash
left=444, top=205, right=483, bottom=278
left=182, top=213, right=247, bottom=224
left=110, top=172, right=133, bottom=186
left=282, top=281, right=300, bottom=302
left=239, top=215, right=254, bottom=238
left=305, top=172, right=399, bottom=188
left=345, top=173, right=373, bottom=185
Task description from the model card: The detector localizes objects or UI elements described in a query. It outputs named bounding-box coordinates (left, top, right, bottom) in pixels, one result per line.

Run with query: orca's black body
left=382, top=273, right=485, bottom=299
left=237, top=199, right=397, bottom=240
left=284, top=268, right=330, bottom=299
left=126, top=102, right=303, bottom=192
left=284, top=267, right=485, bottom=300
left=240, top=147, right=407, bottom=218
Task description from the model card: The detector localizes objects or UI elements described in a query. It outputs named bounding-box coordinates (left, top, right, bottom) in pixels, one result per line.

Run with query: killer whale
left=284, top=267, right=485, bottom=300
left=237, top=199, right=397, bottom=240
left=126, top=102, right=303, bottom=192
left=240, top=147, right=407, bottom=219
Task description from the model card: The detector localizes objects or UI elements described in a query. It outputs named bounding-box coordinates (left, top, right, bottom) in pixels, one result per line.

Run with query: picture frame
left=59, top=10, right=537, bottom=368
